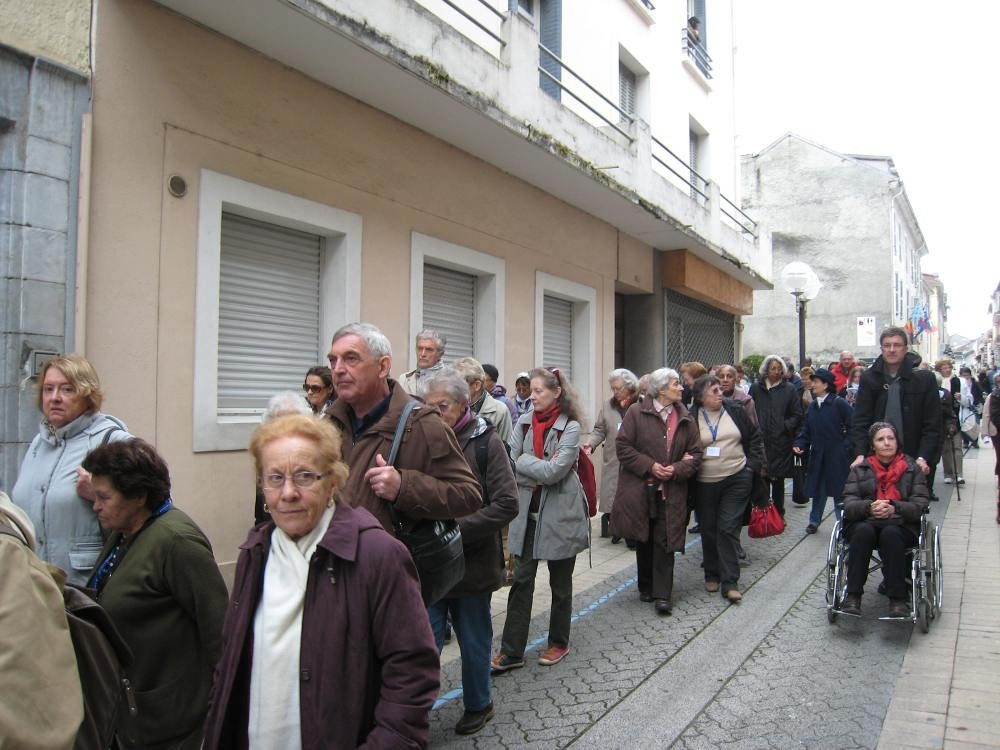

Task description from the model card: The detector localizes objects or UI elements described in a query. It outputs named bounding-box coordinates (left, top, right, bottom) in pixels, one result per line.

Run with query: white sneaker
left=943, top=477, right=953, bottom=485
left=957, top=476, right=965, bottom=485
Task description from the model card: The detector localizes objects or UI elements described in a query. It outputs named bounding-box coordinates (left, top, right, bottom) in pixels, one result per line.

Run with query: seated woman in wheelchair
left=840, top=422, right=930, bottom=617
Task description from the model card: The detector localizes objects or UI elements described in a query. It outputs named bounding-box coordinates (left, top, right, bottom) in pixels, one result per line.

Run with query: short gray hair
left=760, top=354, right=785, bottom=378
left=332, top=322, right=393, bottom=360
left=263, top=390, right=312, bottom=421
left=648, top=367, right=680, bottom=396
left=418, top=366, right=470, bottom=404
left=416, top=329, right=446, bottom=352
left=608, top=368, right=639, bottom=392
left=452, top=357, right=486, bottom=384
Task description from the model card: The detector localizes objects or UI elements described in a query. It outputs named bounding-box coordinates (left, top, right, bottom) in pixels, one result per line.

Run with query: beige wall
left=0, top=0, right=91, bottom=73
left=88, top=0, right=652, bottom=569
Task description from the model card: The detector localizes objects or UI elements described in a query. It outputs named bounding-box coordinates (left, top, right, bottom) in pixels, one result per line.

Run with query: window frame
left=534, top=271, right=597, bottom=414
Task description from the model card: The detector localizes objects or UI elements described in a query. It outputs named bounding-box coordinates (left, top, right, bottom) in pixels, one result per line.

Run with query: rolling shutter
left=217, top=213, right=322, bottom=417
left=423, top=264, right=476, bottom=362
left=543, top=294, right=573, bottom=380
left=619, top=62, right=636, bottom=120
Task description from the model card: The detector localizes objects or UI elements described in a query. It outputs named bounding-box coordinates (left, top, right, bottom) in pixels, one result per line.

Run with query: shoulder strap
left=386, top=400, right=418, bottom=467
left=0, top=518, right=24, bottom=543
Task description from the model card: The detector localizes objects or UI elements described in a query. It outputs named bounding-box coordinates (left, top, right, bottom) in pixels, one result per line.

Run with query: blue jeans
left=428, top=593, right=493, bottom=712
left=808, top=476, right=843, bottom=527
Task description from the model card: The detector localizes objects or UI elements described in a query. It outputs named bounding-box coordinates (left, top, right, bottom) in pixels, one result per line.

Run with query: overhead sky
left=733, top=1, right=998, bottom=339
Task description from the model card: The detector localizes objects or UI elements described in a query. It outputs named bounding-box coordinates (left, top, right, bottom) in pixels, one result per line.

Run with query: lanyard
left=702, top=409, right=724, bottom=443
left=88, top=499, right=172, bottom=592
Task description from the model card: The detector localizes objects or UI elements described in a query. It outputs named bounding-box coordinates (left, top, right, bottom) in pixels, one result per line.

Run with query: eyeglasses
left=302, top=383, right=326, bottom=394
left=261, top=471, right=327, bottom=490
left=426, top=398, right=455, bottom=414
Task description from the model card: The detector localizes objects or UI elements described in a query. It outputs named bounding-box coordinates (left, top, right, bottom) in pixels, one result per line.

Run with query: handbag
left=960, top=409, right=980, bottom=442
left=385, top=400, right=465, bottom=607
left=747, top=501, right=785, bottom=538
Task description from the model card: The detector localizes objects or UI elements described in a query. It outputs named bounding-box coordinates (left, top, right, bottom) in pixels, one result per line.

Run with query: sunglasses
left=302, top=383, right=327, bottom=394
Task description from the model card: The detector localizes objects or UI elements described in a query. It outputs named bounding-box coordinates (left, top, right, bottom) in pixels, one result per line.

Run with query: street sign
left=857, top=316, right=876, bottom=347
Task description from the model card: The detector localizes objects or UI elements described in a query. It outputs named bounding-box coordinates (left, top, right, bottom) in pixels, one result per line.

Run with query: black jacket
left=850, top=351, right=941, bottom=462
left=842, top=457, right=929, bottom=533
left=748, top=380, right=803, bottom=477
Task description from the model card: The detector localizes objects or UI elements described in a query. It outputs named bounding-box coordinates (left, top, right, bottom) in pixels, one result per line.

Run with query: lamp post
left=780, top=262, right=821, bottom=369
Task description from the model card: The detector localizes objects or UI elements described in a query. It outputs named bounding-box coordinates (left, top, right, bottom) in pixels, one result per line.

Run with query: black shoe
left=888, top=598, right=910, bottom=618
left=877, top=580, right=887, bottom=596
left=611, top=536, right=622, bottom=544
left=601, top=513, right=610, bottom=539
left=655, top=598, right=673, bottom=615
left=841, top=593, right=861, bottom=616
left=688, top=524, right=701, bottom=534
left=625, top=539, right=637, bottom=550
left=805, top=524, right=817, bottom=534
left=444, top=623, right=452, bottom=643
left=455, top=703, right=495, bottom=735
left=639, top=591, right=653, bottom=603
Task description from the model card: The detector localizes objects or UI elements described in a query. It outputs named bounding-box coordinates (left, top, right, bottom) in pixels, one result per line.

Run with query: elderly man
left=717, top=364, right=757, bottom=425
left=833, top=351, right=857, bottom=393
left=850, top=326, right=940, bottom=476
left=399, top=329, right=447, bottom=395
left=327, top=323, right=481, bottom=535
left=453, top=357, right=513, bottom=443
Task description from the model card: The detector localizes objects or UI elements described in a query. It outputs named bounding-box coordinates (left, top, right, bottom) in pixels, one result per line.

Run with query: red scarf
left=868, top=454, right=908, bottom=501
left=532, top=405, right=561, bottom=458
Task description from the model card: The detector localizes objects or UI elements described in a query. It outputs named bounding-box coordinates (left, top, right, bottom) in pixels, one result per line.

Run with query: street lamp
left=780, top=261, right=821, bottom=369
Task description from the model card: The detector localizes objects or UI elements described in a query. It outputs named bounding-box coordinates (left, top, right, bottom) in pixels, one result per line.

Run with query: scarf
left=453, top=405, right=474, bottom=434
left=868, top=454, right=908, bottom=502
left=248, top=505, right=335, bottom=749
left=531, top=404, right=561, bottom=460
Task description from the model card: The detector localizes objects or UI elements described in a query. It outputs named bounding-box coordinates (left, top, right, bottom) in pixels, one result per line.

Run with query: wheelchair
left=825, top=512, right=943, bottom=633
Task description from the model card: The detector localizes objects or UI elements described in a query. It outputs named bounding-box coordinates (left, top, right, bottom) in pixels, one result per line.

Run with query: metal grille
left=665, top=290, right=735, bottom=369
left=423, top=264, right=476, bottom=362
left=543, top=294, right=573, bottom=380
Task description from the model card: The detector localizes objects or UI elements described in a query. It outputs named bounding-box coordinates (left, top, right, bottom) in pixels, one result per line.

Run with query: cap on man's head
left=515, top=371, right=530, bottom=384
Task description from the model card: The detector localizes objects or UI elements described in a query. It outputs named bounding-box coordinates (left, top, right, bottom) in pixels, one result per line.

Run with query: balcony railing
left=682, top=28, right=712, bottom=79
left=417, top=0, right=507, bottom=54
left=651, top=134, right=707, bottom=202
left=721, top=194, right=759, bottom=239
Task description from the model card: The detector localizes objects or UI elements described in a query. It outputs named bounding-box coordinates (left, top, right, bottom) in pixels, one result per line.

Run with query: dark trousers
left=501, top=520, right=576, bottom=657
left=769, top=477, right=787, bottom=516
left=696, top=468, right=753, bottom=593
left=846, top=521, right=917, bottom=599
left=635, top=501, right=676, bottom=601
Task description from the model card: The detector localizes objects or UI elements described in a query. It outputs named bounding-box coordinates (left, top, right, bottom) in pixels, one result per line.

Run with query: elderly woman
left=204, top=414, right=439, bottom=749
left=12, top=354, right=130, bottom=583
left=958, top=365, right=983, bottom=449
left=691, top=375, right=765, bottom=603
left=840, top=422, right=930, bottom=617
left=585, top=368, right=640, bottom=541
left=793, top=368, right=853, bottom=534
left=81, top=438, right=227, bottom=748
left=611, top=368, right=702, bottom=615
left=492, top=368, right=590, bottom=672
left=749, top=354, right=803, bottom=517
left=419, top=368, right=518, bottom=735
left=302, top=365, right=335, bottom=417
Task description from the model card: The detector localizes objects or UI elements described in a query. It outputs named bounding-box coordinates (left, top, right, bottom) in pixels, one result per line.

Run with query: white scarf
left=248, top=506, right=335, bottom=749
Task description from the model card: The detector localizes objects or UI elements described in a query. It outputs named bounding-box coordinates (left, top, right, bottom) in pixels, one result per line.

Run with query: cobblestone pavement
left=428, top=479, right=953, bottom=749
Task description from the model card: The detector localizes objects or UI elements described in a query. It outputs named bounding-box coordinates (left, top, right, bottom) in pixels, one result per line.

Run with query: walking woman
left=492, top=368, right=590, bottom=672
left=749, top=354, right=803, bottom=517
left=691, top=375, right=765, bottom=604
left=611, top=367, right=702, bottom=614
left=793, top=368, right=853, bottom=534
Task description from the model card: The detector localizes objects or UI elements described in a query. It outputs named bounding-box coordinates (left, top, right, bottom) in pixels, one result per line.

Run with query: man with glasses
left=850, top=326, right=940, bottom=476
left=325, top=323, right=481, bottom=537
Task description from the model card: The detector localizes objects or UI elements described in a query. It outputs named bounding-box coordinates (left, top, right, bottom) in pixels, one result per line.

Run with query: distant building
left=740, top=133, right=929, bottom=367
left=920, top=272, right=947, bottom=364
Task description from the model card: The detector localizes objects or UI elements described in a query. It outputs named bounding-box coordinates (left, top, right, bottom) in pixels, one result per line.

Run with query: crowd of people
left=2, top=324, right=999, bottom=748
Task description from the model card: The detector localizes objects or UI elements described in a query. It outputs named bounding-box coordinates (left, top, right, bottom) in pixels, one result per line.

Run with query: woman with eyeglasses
left=11, top=354, right=131, bottom=584
left=81, top=438, right=228, bottom=748
left=204, top=414, right=439, bottom=749
left=491, top=368, right=590, bottom=673
left=302, top=365, right=335, bottom=417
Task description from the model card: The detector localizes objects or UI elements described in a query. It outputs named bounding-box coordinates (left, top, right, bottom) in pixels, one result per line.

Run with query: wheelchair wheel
left=916, top=597, right=930, bottom=633
left=931, top=526, right=943, bottom=617
left=828, top=550, right=847, bottom=623
left=825, top=521, right=843, bottom=610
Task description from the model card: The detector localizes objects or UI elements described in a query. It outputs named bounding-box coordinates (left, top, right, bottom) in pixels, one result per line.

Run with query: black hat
left=812, top=368, right=836, bottom=390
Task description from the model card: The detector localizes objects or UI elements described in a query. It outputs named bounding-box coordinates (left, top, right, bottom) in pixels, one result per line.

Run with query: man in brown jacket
left=326, top=322, right=481, bottom=534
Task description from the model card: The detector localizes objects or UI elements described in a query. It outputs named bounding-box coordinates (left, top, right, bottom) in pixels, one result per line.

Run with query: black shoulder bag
left=385, top=400, right=465, bottom=607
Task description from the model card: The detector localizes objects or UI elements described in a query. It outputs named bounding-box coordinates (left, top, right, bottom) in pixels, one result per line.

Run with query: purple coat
left=202, top=503, right=440, bottom=750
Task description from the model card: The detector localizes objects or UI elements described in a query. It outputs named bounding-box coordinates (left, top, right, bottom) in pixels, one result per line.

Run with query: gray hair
left=418, top=366, right=470, bottom=404
left=452, top=356, right=486, bottom=384
left=759, top=354, right=786, bottom=378
left=262, top=390, right=312, bottom=421
left=416, top=328, right=447, bottom=352
left=608, top=368, right=639, bottom=392
left=332, top=322, right=393, bottom=360
left=648, top=367, right=680, bottom=396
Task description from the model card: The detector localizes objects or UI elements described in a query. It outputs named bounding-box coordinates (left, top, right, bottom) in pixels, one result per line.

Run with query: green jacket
left=94, top=506, right=228, bottom=749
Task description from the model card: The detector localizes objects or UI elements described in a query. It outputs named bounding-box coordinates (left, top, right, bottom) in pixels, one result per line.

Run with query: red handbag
left=748, top=502, right=785, bottom=538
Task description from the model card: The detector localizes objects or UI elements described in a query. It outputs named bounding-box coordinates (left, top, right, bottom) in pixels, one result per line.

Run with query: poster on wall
left=857, top=316, right=876, bottom=347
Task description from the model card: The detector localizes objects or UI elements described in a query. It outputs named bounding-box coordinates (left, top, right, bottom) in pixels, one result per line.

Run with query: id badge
left=706, top=446, right=721, bottom=458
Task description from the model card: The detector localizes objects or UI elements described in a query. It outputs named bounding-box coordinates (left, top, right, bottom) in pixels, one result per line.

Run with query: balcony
left=681, top=27, right=712, bottom=80
left=153, top=0, right=770, bottom=289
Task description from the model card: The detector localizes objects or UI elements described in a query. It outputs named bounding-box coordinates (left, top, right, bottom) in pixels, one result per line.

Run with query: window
left=410, top=233, right=505, bottom=373
left=539, top=0, right=562, bottom=100
left=619, top=62, right=637, bottom=124
left=689, top=123, right=708, bottom=202
left=193, top=170, right=362, bottom=451
left=517, top=0, right=533, bottom=14
left=534, top=272, right=597, bottom=410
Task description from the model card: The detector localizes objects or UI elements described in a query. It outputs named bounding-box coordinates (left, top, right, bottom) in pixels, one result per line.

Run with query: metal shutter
left=217, top=213, right=322, bottom=417
left=619, top=62, right=636, bottom=119
left=543, top=294, right=573, bottom=380
left=423, top=264, right=476, bottom=362
left=665, top=290, right=735, bottom=369
left=539, top=0, right=562, bottom=99
left=691, top=0, right=707, bottom=45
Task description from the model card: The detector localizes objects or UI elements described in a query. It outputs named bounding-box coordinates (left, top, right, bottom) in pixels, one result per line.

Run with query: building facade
left=740, top=134, right=928, bottom=367
left=920, top=272, right=947, bottom=365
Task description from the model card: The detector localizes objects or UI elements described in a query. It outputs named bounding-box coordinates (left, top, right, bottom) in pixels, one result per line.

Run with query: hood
left=490, top=384, right=508, bottom=398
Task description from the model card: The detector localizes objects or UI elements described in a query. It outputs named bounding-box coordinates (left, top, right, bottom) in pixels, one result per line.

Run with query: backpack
left=0, top=521, right=137, bottom=750
left=520, top=423, right=598, bottom=517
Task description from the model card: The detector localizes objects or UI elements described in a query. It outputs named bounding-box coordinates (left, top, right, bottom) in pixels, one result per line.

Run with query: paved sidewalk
left=878, top=443, right=1000, bottom=750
